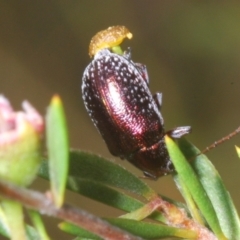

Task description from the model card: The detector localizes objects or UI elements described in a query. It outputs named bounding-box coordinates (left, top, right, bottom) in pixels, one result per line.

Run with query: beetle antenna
left=198, top=126, right=240, bottom=156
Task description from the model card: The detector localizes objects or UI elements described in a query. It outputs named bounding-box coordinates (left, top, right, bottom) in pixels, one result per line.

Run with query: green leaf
left=39, top=150, right=155, bottom=200
left=165, top=136, right=226, bottom=239
left=67, top=177, right=162, bottom=219
left=235, top=145, right=240, bottom=158
left=0, top=221, right=9, bottom=238
left=178, top=138, right=240, bottom=240
left=107, top=218, right=197, bottom=239
left=39, top=158, right=165, bottom=223
left=60, top=219, right=197, bottom=239
left=173, top=174, right=205, bottom=225
left=68, top=150, right=156, bottom=199
left=0, top=204, right=10, bottom=238
left=59, top=222, right=102, bottom=240
left=25, top=226, right=41, bottom=240
left=0, top=219, right=41, bottom=240
left=1, top=200, right=27, bottom=240
left=0, top=205, right=41, bottom=240
left=28, top=210, right=50, bottom=240
left=46, top=95, right=69, bottom=207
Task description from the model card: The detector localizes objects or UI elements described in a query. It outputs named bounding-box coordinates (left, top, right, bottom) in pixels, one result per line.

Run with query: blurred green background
left=1, top=1, right=240, bottom=239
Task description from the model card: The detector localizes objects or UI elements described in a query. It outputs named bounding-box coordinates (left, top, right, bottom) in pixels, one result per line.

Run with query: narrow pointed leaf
left=0, top=220, right=40, bottom=240
left=68, top=177, right=145, bottom=212
left=106, top=218, right=197, bottom=239
left=173, top=174, right=205, bottom=225
left=0, top=198, right=40, bottom=240
left=1, top=200, right=27, bottom=240
left=39, top=150, right=156, bottom=199
left=0, top=220, right=9, bottom=238
left=26, top=226, right=41, bottom=240
left=69, top=177, right=165, bottom=222
left=46, top=95, right=69, bottom=207
left=68, top=150, right=156, bottom=199
left=39, top=165, right=165, bottom=223
left=59, top=222, right=102, bottom=240
left=0, top=204, right=10, bottom=237
left=165, top=136, right=226, bottom=239
left=28, top=210, right=50, bottom=240
left=60, top=219, right=197, bottom=239
left=235, top=145, right=240, bottom=158
left=178, top=138, right=240, bottom=240
left=119, top=197, right=163, bottom=221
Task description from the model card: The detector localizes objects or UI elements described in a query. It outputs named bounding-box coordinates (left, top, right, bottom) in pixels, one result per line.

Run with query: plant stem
left=0, top=180, right=142, bottom=240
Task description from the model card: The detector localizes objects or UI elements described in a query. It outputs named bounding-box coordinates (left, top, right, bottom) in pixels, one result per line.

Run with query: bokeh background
left=1, top=1, right=240, bottom=239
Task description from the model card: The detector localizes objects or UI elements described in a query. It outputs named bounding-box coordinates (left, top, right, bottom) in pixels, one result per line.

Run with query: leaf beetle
left=82, top=26, right=191, bottom=179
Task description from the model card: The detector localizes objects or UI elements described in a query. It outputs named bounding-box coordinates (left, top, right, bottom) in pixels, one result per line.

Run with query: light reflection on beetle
left=82, top=47, right=191, bottom=179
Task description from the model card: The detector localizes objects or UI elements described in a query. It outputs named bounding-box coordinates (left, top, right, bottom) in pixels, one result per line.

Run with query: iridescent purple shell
left=82, top=49, right=191, bottom=178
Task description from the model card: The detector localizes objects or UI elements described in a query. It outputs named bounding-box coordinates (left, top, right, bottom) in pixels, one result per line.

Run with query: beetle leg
left=153, top=92, right=162, bottom=110
left=134, top=63, right=149, bottom=85
left=143, top=171, right=159, bottom=180
left=166, top=126, right=191, bottom=138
